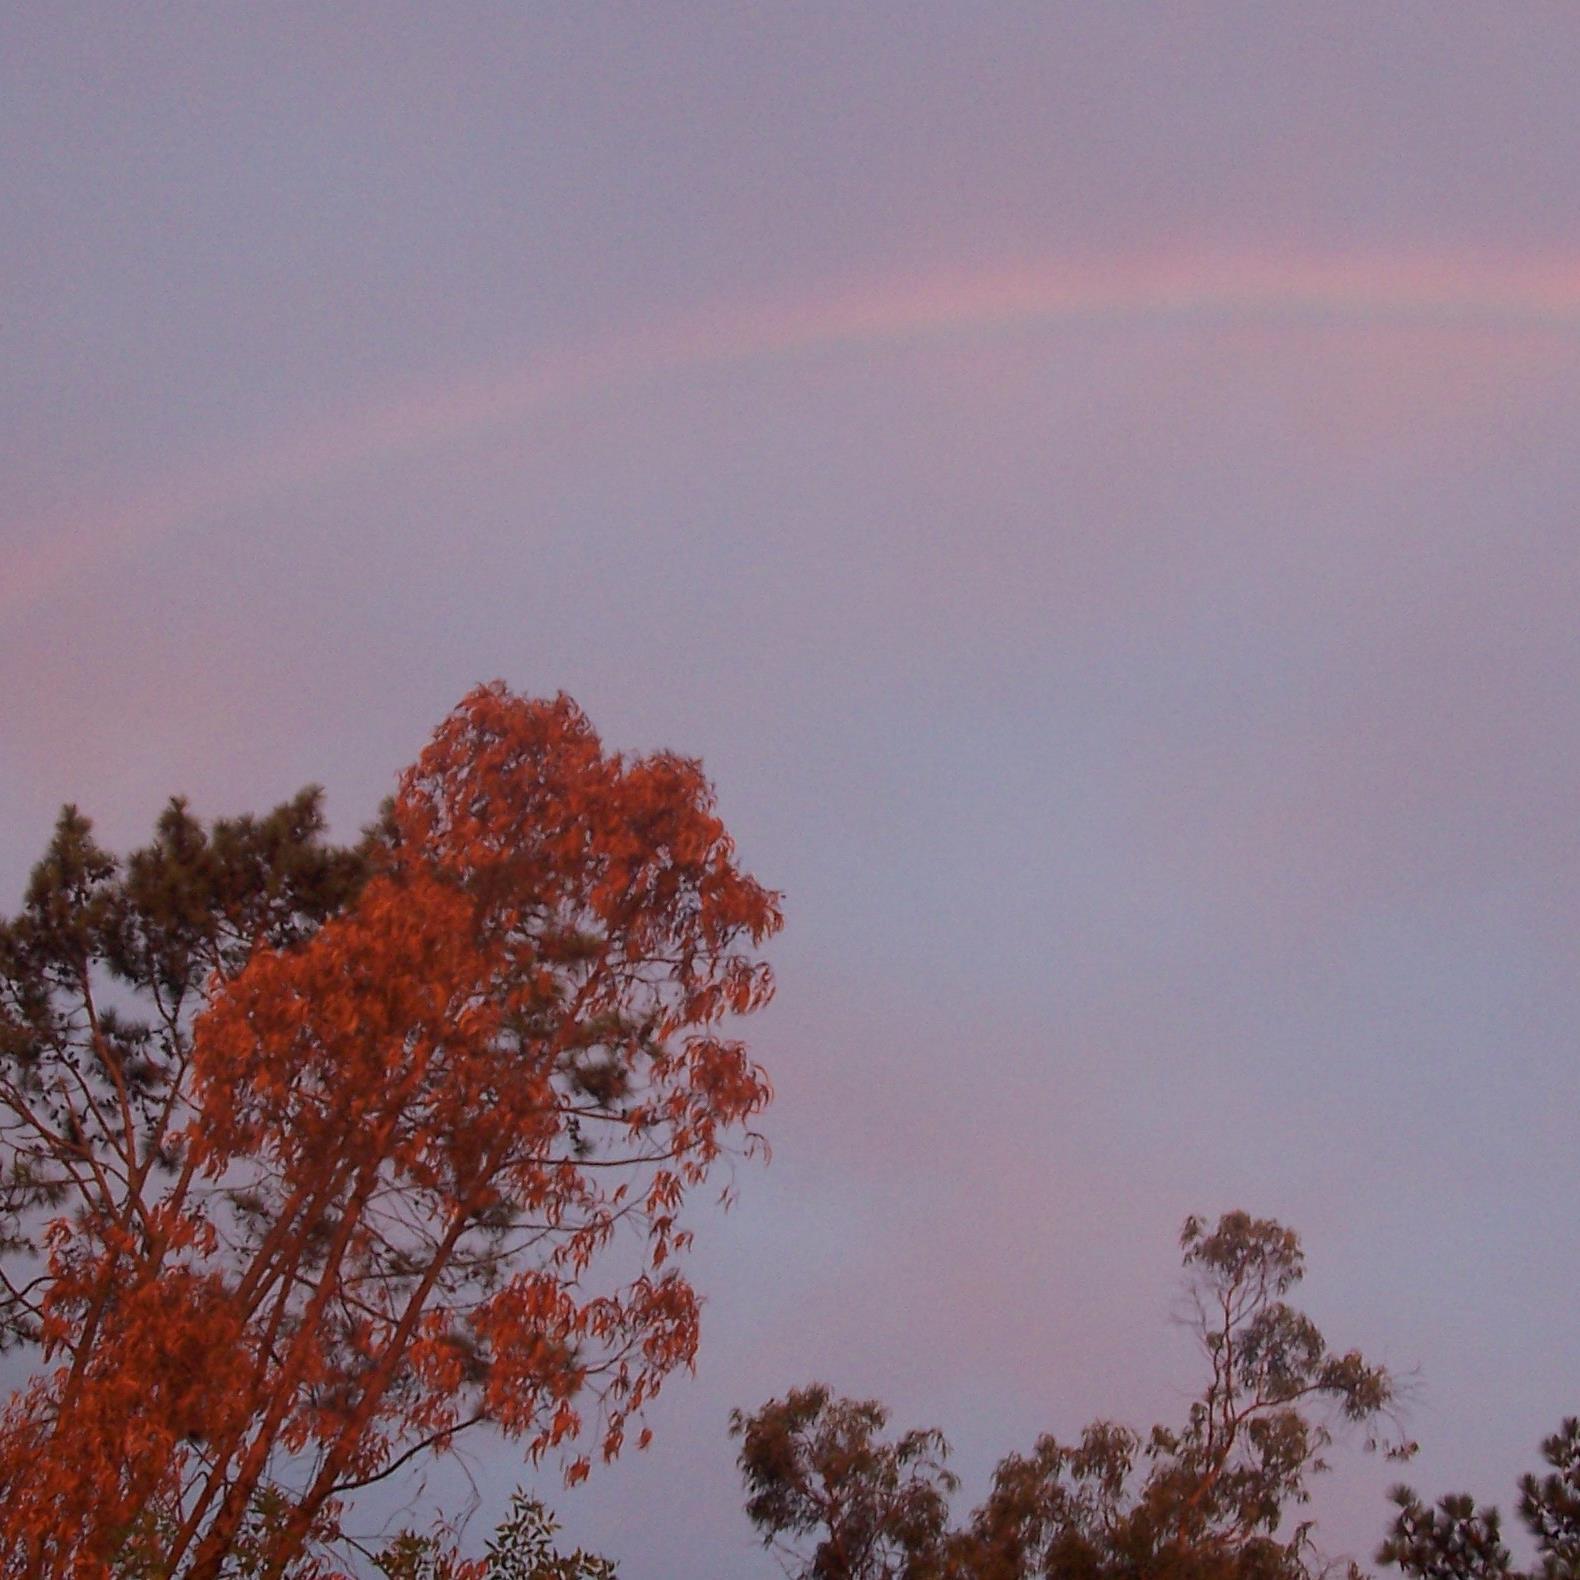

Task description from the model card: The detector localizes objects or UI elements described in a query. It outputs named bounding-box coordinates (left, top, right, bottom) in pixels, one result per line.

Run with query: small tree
left=0, top=684, right=781, bottom=1575
left=1379, top=1417, right=1580, bottom=1580
left=374, top=1491, right=618, bottom=1580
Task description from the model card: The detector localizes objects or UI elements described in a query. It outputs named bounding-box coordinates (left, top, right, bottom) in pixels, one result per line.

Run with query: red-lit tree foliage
left=0, top=685, right=781, bottom=1576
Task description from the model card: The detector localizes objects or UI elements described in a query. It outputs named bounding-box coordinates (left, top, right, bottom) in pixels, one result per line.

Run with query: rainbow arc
left=11, top=252, right=1580, bottom=616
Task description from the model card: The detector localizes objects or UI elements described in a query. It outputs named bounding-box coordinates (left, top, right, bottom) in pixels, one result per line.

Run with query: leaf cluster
left=373, top=1490, right=618, bottom=1580
left=730, top=1386, right=958, bottom=1580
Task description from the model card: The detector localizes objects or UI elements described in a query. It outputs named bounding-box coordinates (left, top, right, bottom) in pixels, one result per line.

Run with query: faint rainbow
left=10, top=251, right=1580, bottom=618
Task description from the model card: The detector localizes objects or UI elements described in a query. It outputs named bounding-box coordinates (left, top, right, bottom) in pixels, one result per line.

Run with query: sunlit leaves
left=0, top=684, right=779, bottom=1574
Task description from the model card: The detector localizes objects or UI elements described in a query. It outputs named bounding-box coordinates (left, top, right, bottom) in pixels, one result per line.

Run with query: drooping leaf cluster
left=0, top=684, right=781, bottom=1576
left=735, top=1213, right=1409, bottom=1580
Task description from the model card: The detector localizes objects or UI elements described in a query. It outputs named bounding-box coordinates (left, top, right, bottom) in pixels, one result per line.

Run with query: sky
left=5, top=3, right=1580, bottom=1572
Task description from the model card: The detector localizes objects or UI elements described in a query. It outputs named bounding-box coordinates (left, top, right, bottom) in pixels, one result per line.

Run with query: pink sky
left=5, top=5, right=1580, bottom=1573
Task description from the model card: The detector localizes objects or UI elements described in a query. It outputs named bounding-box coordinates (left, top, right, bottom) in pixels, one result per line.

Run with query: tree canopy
left=731, top=1386, right=957, bottom=1580
left=1379, top=1417, right=1580, bottom=1580
left=734, top=1212, right=1411, bottom=1580
left=0, top=684, right=781, bottom=1575
left=5, top=682, right=1569, bottom=1580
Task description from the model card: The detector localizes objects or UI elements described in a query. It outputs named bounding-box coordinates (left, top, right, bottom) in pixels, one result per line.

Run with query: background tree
left=949, top=1212, right=1410, bottom=1580
left=0, top=683, right=781, bottom=1576
left=730, top=1385, right=957, bottom=1580
left=1379, top=1418, right=1580, bottom=1580
left=739, top=1213, right=1408, bottom=1580
left=1520, top=1419, right=1580, bottom=1579
left=1377, top=1492, right=1513, bottom=1580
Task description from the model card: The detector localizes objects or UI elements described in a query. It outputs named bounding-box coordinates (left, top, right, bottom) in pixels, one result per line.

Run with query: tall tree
left=951, top=1212, right=1410, bottom=1580
left=0, top=684, right=781, bottom=1576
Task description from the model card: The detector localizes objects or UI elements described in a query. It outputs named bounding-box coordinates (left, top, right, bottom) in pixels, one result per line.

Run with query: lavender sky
left=5, top=4, right=1580, bottom=1573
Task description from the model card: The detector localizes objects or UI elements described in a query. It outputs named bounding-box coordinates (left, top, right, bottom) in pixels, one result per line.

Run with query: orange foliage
left=0, top=685, right=780, bottom=1576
